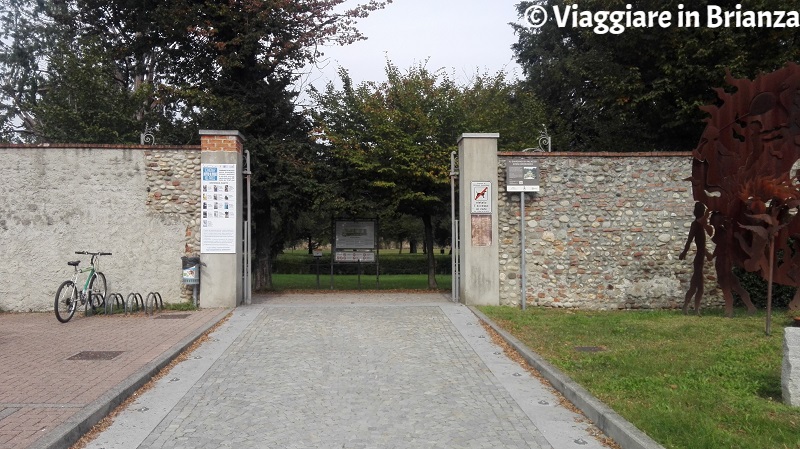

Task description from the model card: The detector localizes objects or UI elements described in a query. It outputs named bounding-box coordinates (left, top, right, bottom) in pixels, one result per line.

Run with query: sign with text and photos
left=201, top=164, right=237, bottom=254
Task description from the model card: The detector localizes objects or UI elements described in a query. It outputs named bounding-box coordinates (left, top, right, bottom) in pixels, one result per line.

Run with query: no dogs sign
left=470, top=181, right=492, bottom=214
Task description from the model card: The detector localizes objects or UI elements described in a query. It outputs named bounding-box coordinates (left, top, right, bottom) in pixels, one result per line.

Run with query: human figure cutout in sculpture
left=680, top=202, right=708, bottom=315
left=708, top=212, right=757, bottom=317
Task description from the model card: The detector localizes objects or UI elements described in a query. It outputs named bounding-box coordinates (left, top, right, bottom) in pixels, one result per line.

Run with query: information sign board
left=200, top=164, right=237, bottom=253
left=506, top=159, right=540, bottom=192
left=335, top=220, right=376, bottom=250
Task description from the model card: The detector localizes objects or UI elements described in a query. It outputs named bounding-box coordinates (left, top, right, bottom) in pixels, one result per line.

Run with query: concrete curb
left=31, top=308, right=232, bottom=449
left=469, top=306, right=665, bottom=449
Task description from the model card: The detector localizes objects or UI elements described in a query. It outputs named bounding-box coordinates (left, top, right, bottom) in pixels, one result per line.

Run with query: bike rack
left=104, top=293, right=126, bottom=315
left=83, top=292, right=105, bottom=317
left=144, top=292, right=163, bottom=316
left=84, top=293, right=94, bottom=317
left=126, top=292, right=144, bottom=315
left=83, top=291, right=166, bottom=317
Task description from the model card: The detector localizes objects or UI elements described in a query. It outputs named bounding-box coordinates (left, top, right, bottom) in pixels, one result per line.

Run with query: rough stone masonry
left=496, top=152, right=723, bottom=310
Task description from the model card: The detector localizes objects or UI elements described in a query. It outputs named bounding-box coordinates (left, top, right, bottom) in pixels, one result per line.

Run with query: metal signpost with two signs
left=506, top=159, right=540, bottom=310
left=330, top=219, right=379, bottom=289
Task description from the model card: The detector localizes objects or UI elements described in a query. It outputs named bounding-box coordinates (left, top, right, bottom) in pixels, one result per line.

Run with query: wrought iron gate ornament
left=521, top=124, right=551, bottom=152
left=684, top=62, right=800, bottom=318
left=140, top=124, right=156, bottom=145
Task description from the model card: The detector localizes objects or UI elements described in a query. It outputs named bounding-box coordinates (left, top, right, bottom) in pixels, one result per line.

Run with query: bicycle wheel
left=55, top=281, right=78, bottom=323
left=88, top=272, right=107, bottom=310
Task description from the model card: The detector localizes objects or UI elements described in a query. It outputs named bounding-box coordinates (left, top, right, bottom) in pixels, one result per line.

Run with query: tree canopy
left=0, top=0, right=393, bottom=143
left=513, top=0, right=800, bottom=152
left=311, top=61, right=547, bottom=287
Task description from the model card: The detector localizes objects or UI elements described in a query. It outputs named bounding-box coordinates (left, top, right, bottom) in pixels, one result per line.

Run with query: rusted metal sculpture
left=685, top=62, right=800, bottom=323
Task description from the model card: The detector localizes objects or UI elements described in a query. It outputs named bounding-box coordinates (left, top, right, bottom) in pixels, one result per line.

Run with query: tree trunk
left=254, top=206, right=273, bottom=291
left=307, top=236, right=313, bottom=255
left=409, top=238, right=418, bottom=253
left=422, top=214, right=437, bottom=289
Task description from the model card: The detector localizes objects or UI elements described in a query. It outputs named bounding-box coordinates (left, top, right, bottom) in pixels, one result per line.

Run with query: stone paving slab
left=0, top=308, right=228, bottom=449
left=84, top=293, right=611, bottom=449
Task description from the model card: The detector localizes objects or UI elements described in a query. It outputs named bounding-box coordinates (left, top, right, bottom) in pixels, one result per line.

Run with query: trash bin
left=181, top=256, right=201, bottom=285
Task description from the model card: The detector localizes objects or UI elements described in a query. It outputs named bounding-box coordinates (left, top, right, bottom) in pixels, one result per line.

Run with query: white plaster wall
left=0, top=147, right=189, bottom=312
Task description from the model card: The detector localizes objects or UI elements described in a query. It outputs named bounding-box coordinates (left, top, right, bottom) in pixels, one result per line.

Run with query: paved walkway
left=0, top=292, right=639, bottom=449
left=82, top=293, right=611, bottom=449
left=0, top=307, right=226, bottom=449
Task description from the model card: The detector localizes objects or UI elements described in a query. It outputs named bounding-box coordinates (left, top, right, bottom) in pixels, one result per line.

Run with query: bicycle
left=54, top=251, right=112, bottom=323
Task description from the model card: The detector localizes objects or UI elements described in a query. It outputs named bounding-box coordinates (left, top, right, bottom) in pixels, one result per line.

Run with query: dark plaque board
left=506, top=159, right=540, bottom=192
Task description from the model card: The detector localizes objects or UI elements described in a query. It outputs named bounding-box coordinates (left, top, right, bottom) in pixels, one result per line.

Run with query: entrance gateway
left=197, top=131, right=503, bottom=307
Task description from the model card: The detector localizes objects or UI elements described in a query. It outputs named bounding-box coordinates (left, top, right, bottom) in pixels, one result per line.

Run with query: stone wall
left=497, top=152, right=723, bottom=310
left=0, top=144, right=201, bottom=312
left=144, top=149, right=202, bottom=257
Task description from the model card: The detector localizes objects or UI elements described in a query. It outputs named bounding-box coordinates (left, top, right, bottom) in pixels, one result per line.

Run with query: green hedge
left=274, top=253, right=452, bottom=275
left=734, top=267, right=797, bottom=309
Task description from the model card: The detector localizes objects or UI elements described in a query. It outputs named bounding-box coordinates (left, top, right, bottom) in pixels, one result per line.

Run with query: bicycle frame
left=71, top=252, right=106, bottom=299
left=56, top=251, right=111, bottom=323
left=71, top=265, right=95, bottom=295
left=82, top=254, right=100, bottom=292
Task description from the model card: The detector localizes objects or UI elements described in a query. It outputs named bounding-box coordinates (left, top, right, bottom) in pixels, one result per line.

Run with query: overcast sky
left=297, top=0, right=526, bottom=97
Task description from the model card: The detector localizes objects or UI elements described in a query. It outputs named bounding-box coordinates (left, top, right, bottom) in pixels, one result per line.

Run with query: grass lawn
left=271, top=249, right=452, bottom=290
left=479, top=306, right=800, bottom=449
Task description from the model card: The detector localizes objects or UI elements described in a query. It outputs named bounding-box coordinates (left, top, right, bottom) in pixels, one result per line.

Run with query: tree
left=1, top=0, right=394, bottom=143
left=513, top=0, right=800, bottom=152
left=311, top=62, right=548, bottom=287
left=380, top=214, right=424, bottom=253
left=0, top=0, right=181, bottom=142
left=0, top=0, right=62, bottom=141
left=459, top=71, right=548, bottom=151
left=311, top=62, right=461, bottom=288
left=32, top=42, right=150, bottom=143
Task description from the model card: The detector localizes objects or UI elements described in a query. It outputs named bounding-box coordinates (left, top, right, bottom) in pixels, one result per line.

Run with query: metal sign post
left=507, top=159, right=541, bottom=310
left=242, top=150, right=252, bottom=305
left=521, top=192, right=526, bottom=311
left=313, top=250, right=322, bottom=289
left=450, top=151, right=459, bottom=302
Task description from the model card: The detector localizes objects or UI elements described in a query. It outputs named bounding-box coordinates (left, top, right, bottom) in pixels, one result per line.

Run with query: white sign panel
left=334, top=251, right=376, bottom=263
left=201, top=164, right=237, bottom=254
left=335, top=220, right=377, bottom=250
left=471, top=181, right=492, bottom=214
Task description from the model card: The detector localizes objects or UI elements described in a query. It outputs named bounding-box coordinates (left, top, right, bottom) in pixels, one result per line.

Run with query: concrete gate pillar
left=199, top=130, right=244, bottom=308
left=458, top=133, right=500, bottom=306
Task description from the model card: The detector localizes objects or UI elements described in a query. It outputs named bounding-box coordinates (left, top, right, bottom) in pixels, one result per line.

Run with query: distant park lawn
left=269, top=273, right=451, bottom=291
left=270, top=249, right=451, bottom=291
left=479, top=306, right=800, bottom=449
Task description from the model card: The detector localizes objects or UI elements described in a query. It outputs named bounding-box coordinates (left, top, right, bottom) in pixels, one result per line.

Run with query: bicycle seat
left=67, top=261, right=80, bottom=267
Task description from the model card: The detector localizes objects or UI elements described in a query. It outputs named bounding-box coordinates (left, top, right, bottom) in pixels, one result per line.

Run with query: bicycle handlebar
left=75, top=251, right=113, bottom=256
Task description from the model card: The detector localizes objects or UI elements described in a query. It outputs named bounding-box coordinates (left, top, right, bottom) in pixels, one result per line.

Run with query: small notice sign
left=471, top=181, right=492, bottom=214
left=506, top=159, right=540, bottom=192
left=334, top=251, right=376, bottom=263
